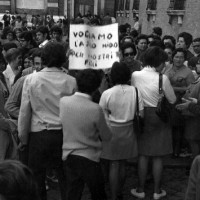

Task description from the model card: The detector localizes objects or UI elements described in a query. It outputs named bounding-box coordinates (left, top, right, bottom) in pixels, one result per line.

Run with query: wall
left=116, top=0, right=200, bottom=39
left=15, top=0, right=64, bottom=15
left=16, top=0, right=45, bottom=14
left=0, top=0, right=11, bottom=13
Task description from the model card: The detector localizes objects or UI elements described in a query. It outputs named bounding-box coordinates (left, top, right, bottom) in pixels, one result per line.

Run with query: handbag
left=133, top=87, right=144, bottom=134
left=155, top=73, right=171, bottom=123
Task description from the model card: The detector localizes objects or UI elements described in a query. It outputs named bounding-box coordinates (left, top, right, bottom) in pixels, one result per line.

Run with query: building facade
left=0, top=0, right=65, bottom=16
left=116, top=0, right=200, bottom=38
left=2, top=0, right=199, bottom=38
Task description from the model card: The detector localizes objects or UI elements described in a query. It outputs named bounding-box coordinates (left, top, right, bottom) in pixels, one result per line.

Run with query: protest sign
left=69, top=23, right=119, bottom=70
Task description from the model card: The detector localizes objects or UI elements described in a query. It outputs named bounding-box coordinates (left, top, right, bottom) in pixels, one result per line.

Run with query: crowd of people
left=0, top=10, right=200, bottom=200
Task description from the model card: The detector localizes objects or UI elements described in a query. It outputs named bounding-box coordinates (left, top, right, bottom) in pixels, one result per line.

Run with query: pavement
left=47, top=156, right=191, bottom=200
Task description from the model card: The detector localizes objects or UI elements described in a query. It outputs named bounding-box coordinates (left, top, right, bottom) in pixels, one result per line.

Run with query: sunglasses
left=124, top=52, right=134, bottom=57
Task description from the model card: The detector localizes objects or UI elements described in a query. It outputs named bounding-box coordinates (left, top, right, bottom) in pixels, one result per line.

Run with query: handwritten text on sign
left=69, top=24, right=119, bottom=69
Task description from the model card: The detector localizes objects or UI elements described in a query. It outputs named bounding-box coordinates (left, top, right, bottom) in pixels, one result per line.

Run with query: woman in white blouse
left=99, top=62, right=144, bottom=200
left=131, top=46, right=176, bottom=199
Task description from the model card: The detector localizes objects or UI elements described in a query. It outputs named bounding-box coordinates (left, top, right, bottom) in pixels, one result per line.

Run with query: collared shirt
left=74, top=92, right=91, bottom=100
left=18, top=67, right=77, bottom=144
left=99, top=85, right=144, bottom=125
left=132, top=67, right=176, bottom=107
left=3, top=64, right=15, bottom=92
left=39, top=40, right=49, bottom=48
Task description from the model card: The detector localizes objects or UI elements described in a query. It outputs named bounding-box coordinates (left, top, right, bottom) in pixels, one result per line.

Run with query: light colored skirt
left=101, top=123, right=138, bottom=160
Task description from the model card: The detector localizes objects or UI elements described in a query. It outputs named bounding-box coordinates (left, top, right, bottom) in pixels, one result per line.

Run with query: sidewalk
left=47, top=156, right=190, bottom=200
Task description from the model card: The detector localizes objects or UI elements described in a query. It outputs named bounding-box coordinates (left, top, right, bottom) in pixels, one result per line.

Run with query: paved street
left=47, top=156, right=190, bottom=200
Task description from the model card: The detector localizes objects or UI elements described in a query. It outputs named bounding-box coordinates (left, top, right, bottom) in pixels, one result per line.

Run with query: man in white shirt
left=36, top=26, right=50, bottom=48
left=18, top=42, right=77, bottom=200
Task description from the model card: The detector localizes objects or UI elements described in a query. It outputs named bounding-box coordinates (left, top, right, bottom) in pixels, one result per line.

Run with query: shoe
left=153, top=189, right=166, bottom=200
left=130, top=188, right=145, bottom=199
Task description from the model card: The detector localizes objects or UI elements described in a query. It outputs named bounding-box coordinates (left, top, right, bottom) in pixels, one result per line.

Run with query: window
left=125, top=0, right=130, bottom=10
left=117, top=0, right=125, bottom=11
left=168, top=0, right=185, bottom=10
left=132, top=0, right=140, bottom=10
left=147, top=0, right=157, bottom=10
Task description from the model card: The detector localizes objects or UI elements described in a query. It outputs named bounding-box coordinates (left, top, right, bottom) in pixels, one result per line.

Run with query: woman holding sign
left=99, top=62, right=144, bottom=200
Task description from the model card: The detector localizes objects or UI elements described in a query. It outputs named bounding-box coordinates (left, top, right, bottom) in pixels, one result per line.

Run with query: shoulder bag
left=155, top=73, right=171, bottom=123
left=133, top=87, right=144, bottom=135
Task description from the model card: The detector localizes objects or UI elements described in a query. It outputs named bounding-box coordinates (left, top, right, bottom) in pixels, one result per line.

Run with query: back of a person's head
left=143, top=46, right=168, bottom=68
left=19, top=31, right=33, bottom=42
left=3, top=42, right=17, bottom=52
left=76, top=69, right=102, bottom=95
left=50, top=25, right=62, bottom=35
left=178, top=32, right=193, bottom=48
left=121, top=36, right=135, bottom=45
left=0, top=160, right=39, bottom=200
left=111, top=62, right=131, bottom=85
left=148, top=34, right=161, bottom=41
left=5, top=48, right=21, bottom=63
left=41, top=42, right=66, bottom=68
left=16, top=15, right=22, bottom=20
left=153, top=27, right=162, bottom=37
left=124, top=23, right=131, bottom=29
left=149, top=40, right=165, bottom=49
left=119, top=24, right=127, bottom=34
left=130, top=30, right=139, bottom=39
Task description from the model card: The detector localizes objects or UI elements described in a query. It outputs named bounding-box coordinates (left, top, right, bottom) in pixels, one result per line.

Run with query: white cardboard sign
left=69, top=23, right=119, bottom=70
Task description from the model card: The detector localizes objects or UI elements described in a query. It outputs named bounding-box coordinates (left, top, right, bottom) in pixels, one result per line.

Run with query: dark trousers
left=64, top=155, right=107, bottom=200
left=28, top=129, right=66, bottom=200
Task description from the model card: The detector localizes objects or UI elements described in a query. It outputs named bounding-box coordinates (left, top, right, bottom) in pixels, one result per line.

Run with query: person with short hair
left=162, top=35, right=176, bottom=49
left=132, top=16, right=141, bottom=33
left=131, top=46, right=176, bottom=199
left=3, top=48, right=22, bottom=91
left=36, top=26, right=50, bottom=48
left=152, top=27, right=162, bottom=38
left=5, top=48, right=43, bottom=121
left=121, top=42, right=142, bottom=73
left=14, top=16, right=22, bottom=29
left=165, top=48, right=195, bottom=158
left=135, top=34, right=148, bottom=64
left=188, top=38, right=200, bottom=71
left=19, top=31, right=38, bottom=49
left=4, top=30, right=20, bottom=47
left=50, top=25, right=68, bottom=51
left=18, top=42, right=77, bottom=200
left=60, top=68, right=111, bottom=200
left=100, top=62, right=144, bottom=200
left=176, top=32, right=194, bottom=61
left=0, top=160, right=40, bottom=200
left=2, top=10, right=11, bottom=27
